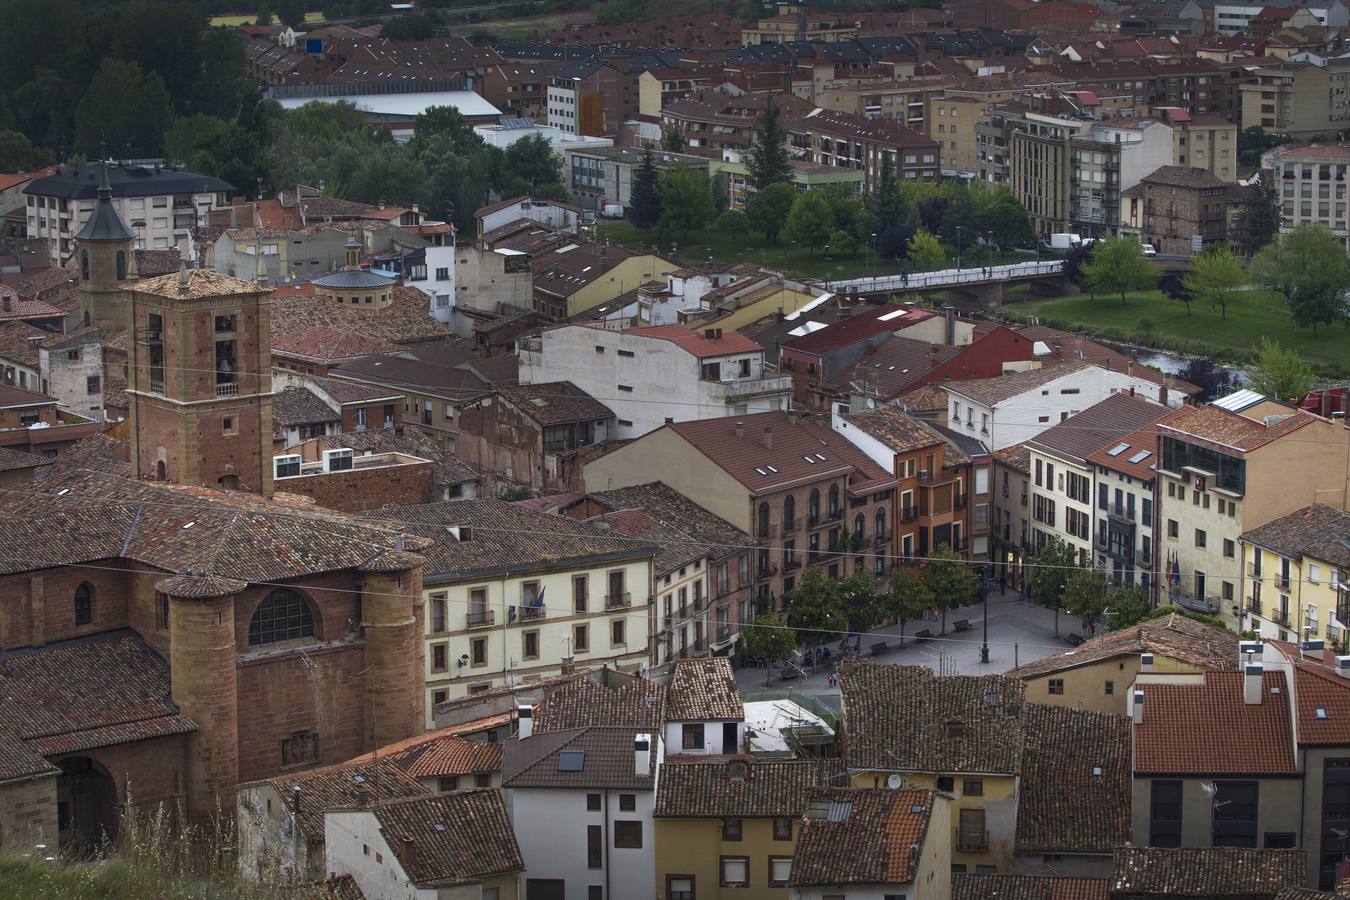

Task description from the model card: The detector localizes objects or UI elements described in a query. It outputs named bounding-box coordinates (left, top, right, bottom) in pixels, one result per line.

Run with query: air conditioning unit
left=322, top=448, right=354, bottom=473
left=273, top=454, right=301, bottom=479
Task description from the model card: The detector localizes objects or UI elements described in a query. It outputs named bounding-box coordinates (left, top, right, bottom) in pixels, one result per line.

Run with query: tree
left=500, top=133, right=565, bottom=198
left=1232, top=178, right=1281, bottom=257
left=1062, top=567, right=1110, bottom=635
left=382, top=14, right=436, bottom=41
left=907, top=229, right=945, bottom=270
left=0, top=129, right=51, bottom=170
left=657, top=165, right=715, bottom=241
left=256, top=2, right=273, bottom=25
left=275, top=0, right=307, bottom=27
left=784, top=190, right=834, bottom=255
left=886, top=567, right=933, bottom=647
left=1177, top=358, right=1236, bottom=404
left=977, top=189, right=1034, bottom=250
left=876, top=226, right=915, bottom=262
left=1181, top=245, right=1245, bottom=319
left=1107, top=584, right=1153, bottom=630
left=662, top=129, right=685, bottom=152
left=829, top=228, right=859, bottom=257
left=629, top=149, right=661, bottom=231
left=938, top=185, right=978, bottom=248
left=785, top=566, right=846, bottom=647
left=742, top=615, right=799, bottom=686
left=746, top=182, right=795, bottom=244
left=874, top=152, right=906, bottom=227
left=162, top=114, right=264, bottom=198
left=1238, top=126, right=1286, bottom=169
left=718, top=209, right=749, bottom=245
left=838, top=570, right=883, bottom=634
left=745, top=97, right=791, bottom=189
left=1245, top=337, right=1315, bottom=401
left=74, top=59, right=173, bottom=157
left=1250, top=223, right=1350, bottom=335
left=923, top=544, right=977, bottom=634
left=1028, top=537, right=1077, bottom=636
left=1062, top=242, right=1092, bottom=290
left=1081, top=236, right=1159, bottom=305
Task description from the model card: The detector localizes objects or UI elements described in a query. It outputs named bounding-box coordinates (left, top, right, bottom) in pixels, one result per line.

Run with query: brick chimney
left=399, top=836, right=416, bottom=870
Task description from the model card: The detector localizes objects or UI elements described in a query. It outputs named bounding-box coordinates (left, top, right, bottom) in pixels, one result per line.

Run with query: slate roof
left=1157, top=403, right=1314, bottom=453
left=839, top=406, right=946, bottom=454
left=371, top=790, right=523, bottom=886
left=1016, top=704, right=1131, bottom=854
left=945, top=363, right=1091, bottom=407
left=625, top=323, right=764, bottom=358
left=655, top=758, right=844, bottom=818
left=25, top=163, right=232, bottom=200
left=791, top=789, right=935, bottom=887
left=367, top=499, right=654, bottom=581
left=665, top=411, right=895, bottom=495
left=273, top=386, right=340, bottom=427
left=534, top=671, right=667, bottom=733
left=1241, top=505, right=1350, bottom=569
left=0, top=630, right=197, bottom=781
left=1010, top=613, right=1238, bottom=678
left=264, top=757, right=426, bottom=839
left=1109, top=847, right=1307, bottom=897
left=495, top=381, right=613, bottom=426
left=666, top=657, right=744, bottom=722
left=310, top=429, right=483, bottom=487
left=0, top=467, right=422, bottom=582
left=1027, top=393, right=1170, bottom=462
left=838, top=663, right=1026, bottom=774
left=501, top=726, right=657, bottom=789
left=1133, top=670, right=1297, bottom=775
left=781, top=306, right=933, bottom=356
left=952, top=874, right=1110, bottom=900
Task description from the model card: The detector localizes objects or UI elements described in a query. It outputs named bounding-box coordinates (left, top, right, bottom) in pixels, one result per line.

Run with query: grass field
left=597, top=221, right=1030, bottom=284
left=1004, top=289, right=1350, bottom=372
left=444, top=11, right=573, bottom=41
left=209, top=10, right=324, bottom=26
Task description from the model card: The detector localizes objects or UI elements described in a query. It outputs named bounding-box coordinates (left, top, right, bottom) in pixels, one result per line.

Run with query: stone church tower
left=127, top=265, right=275, bottom=495
left=76, top=162, right=137, bottom=334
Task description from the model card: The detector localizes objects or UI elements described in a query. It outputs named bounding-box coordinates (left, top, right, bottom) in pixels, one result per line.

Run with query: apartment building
left=1241, top=505, right=1350, bottom=647
left=583, top=411, right=896, bottom=613
left=531, top=242, right=679, bottom=320
left=1120, top=165, right=1247, bottom=256
left=992, top=443, right=1032, bottom=592
left=24, top=161, right=231, bottom=264
left=483, top=60, right=567, bottom=119
left=562, top=146, right=709, bottom=212
left=661, top=92, right=813, bottom=160
left=371, top=499, right=656, bottom=716
left=1240, top=60, right=1350, bottom=138
left=1027, top=394, right=1170, bottom=566
left=1088, top=421, right=1163, bottom=595
left=518, top=324, right=792, bottom=439
left=1155, top=395, right=1350, bottom=628
left=547, top=59, right=633, bottom=137
left=1208, top=0, right=1348, bottom=34
left=324, top=354, right=491, bottom=452
left=1265, top=143, right=1350, bottom=249
left=787, top=108, right=942, bottom=189
left=1153, top=108, right=1238, bottom=181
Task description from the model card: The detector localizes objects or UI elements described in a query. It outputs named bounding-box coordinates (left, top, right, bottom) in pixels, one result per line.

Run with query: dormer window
left=945, top=720, right=966, bottom=739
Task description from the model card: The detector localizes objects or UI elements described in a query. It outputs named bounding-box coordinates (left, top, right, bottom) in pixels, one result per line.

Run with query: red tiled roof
left=792, top=789, right=935, bottom=887
left=347, top=728, right=502, bottom=778
left=1157, top=404, right=1314, bottom=454
left=625, top=324, right=763, bottom=358
left=782, top=306, right=934, bottom=356
left=1133, top=670, right=1296, bottom=775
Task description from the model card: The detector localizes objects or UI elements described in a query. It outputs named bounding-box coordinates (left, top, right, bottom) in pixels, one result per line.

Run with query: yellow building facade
left=1241, top=504, right=1350, bottom=649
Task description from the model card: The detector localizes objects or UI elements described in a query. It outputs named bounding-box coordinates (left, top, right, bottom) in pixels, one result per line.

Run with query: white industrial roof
left=276, top=91, right=502, bottom=120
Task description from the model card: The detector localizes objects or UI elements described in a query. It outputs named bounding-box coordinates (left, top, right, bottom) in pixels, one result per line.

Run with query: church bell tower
left=76, top=161, right=137, bottom=334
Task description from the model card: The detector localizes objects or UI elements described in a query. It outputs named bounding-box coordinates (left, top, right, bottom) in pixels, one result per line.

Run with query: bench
left=952, top=619, right=972, bottom=632
left=1066, top=633, right=1085, bottom=646
left=870, top=641, right=890, bottom=657
left=913, top=629, right=933, bottom=643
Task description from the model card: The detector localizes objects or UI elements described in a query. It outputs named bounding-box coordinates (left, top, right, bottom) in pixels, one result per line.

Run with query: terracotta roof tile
left=655, top=758, right=844, bottom=818
left=0, top=320, right=50, bottom=367
left=945, top=363, right=1092, bottom=407
left=0, top=445, right=52, bottom=473
left=346, top=729, right=501, bottom=780
left=1157, top=403, right=1314, bottom=453
left=782, top=306, right=934, bottom=356
left=836, top=333, right=961, bottom=398
left=270, top=285, right=453, bottom=364
left=994, top=442, right=1032, bottom=475
left=134, top=268, right=263, bottom=300
left=952, top=874, right=1110, bottom=900
left=273, top=386, right=340, bottom=428
left=534, top=671, right=667, bottom=733
left=624, top=323, right=764, bottom=359
left=371, top=790, right=523, bottom=886
left=667, top=658, right=744, bottom=721
left=899, top=382, right=954, bottom=412
left=501, top=726, right=657, bottom=789
left=791, top=789, right=935, bottom=887
left=1109, top=847, right=1307, bottom=897
left=1028, top=393, right=1170, bottom=462
left=838, top=663, right=1025, bottom=774
left=1015, top=326, right=1193, bottom=393
left=494, top=381, right=612, bottom=426
left=1133, top=670, right=1296, bottom=775
left=1283, top=655, right=1350, bottom=745
left=1241, top=505, right=1350, bottom=569
left=264, top=758, right=426, bottom=839
left=839, top=406, right=947, bottom=454
left=1010, top=613, right=1238, bottom=678
left=1016, top=704, right=1130, bottom=854
left=328, top=354, right=488, bottom=400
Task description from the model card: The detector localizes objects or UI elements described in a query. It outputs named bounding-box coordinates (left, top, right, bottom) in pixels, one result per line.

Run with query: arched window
left=74, top=582, right=93, bottom=626
left=757, top=502, right=770, bottom=538
left=248, top=588, right=314, bottom=646
left=783, top=495, right=795, bottom=530
left=808, top=489, right=820, bottom=524
left=876, top=507, right=887, bottom=542
left=115, top=250, right=126, bottom=281
left=828, top=484, right=840, bottom=517
left=80, top=251, right=89, bottom=281
left=155, top=460, right=166, bottom=481
left=218, top=474, right=239, bottom=490
left=853, top=513, right=865, bottom=541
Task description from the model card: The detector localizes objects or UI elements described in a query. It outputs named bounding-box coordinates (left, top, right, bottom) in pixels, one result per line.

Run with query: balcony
left=521, top=604, right=547, bottom=621
left=1277, top=576, right=1292, bottom=591
left=757, top=564, right=778, bottom=580
left=956, top=829, right=989, bottom=853
left=758, top=524, right=779, bottom=540
left=1272, top=609, right=1290, bottom=627
left=215, top=382, right=239, bottom=397
left=808, top=514, right=822, bottom=528
left=782, top=517, right=799, bottom=533
left=149, top=378, right=165, bottom=394
left=849, top=532, right=867, bottom=552
left=604, top=592, right=632, bottom=609
left=466, top=610, right=495, bottom=629
left=828, top=508, right=843, bottom=522
left=874, top=530, right=891, bottom=547
left=710, top=373, right=795, bottom=402
left=783, top=558, right=801, bottom=572
left=1248, top=600, right=1263, bottom=617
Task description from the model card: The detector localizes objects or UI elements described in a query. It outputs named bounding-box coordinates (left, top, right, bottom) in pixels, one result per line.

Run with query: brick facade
left=0, top=776, right=57, bottom=851
left=273, top=459, right=435, bottom=513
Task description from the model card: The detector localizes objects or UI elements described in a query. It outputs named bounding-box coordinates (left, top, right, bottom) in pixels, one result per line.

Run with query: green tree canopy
left=662, top=129, right=685, bottom=152
left=886, top=566, right=934, bottom=646
left=1028, top=536, right=1077, bottom=636
left=1181, top=245, right=1245, bottom=319
left=657, top=165, right=715, bottom=241
left=275, top=0, right=307, bottom=27
left=1062, top=567, right=1110, bottom=633
left=746, top=182, right=796, bottom=244
left=741, top=615, right=799, bottom=685
left=784, top=190, right=834, bottom=255
left=746, top=97, right=791, bottom=189
left=1081, top=236, right=1159, bottom=305
left=829, top=228, right=859, bottom=257
left=976, top=187, right=1035, bottom=250
left=907, top=229, right=945, bottom=270
left=630, top=149, right=662, bottom=231
left=1249, top=223, right=1350, bottom=335
left=1245, top=337, right=1316, bottom=401
left=1232, top=178, right=1281, bottom=256
left=923, top=544, right=977, bottom=633
left=74, top=58, right=173, bottom=157
left=785, top=566, right=846, bottom=647
left=718, top=209, right=749, bottom=244
left=1106, top=584, right=1152, bottom=630
left=382, top=14, right=436, bottom=41
left=163, top=114, right=264, bottom=199
left=838, top=570, right=884, bottom=633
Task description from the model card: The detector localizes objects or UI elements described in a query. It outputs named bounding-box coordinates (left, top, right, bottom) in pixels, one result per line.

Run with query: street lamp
left=980, top=565, right=992, bottom=664
left=956, top=225, right=963, bottom=270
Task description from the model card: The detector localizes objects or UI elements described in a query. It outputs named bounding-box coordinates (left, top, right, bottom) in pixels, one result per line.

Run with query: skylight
left=803, top=456, right=816, bottom=464
left=815, top=453, right=826, bottom=461
left=1317, top=707, right=1329, bottom=720
left=755, top=467, right=768, bottom=476
left=558, top=749, right=585, bottom=772
left=182, top=522, right=195, bottom=530
left=1106, top=443, right=1130, bottom=457
left=766, top=465, right=778, bottom=473
left=1128, top=450, right=1152, bottom=464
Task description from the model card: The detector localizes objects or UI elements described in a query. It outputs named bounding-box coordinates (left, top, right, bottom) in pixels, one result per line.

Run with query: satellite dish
left=885, top=774, right=903, bottom=790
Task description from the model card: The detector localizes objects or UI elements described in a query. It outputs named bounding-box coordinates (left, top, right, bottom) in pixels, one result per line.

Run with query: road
left=827, top=260, right=1064, bottom=295
left=734, top=588, right=1079, bottom=712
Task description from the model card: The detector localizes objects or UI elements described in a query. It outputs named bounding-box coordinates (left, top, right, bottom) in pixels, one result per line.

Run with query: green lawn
left=209, top=10, right=324, bottom=26
left=1005, top=289, right=1350, bottom=372
left=597, top=221, right=1030, bottom=284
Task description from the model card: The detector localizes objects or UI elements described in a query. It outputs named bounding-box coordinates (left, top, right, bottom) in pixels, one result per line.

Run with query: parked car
left=601, top=204, right=624, bottom=219
left=1142, top=243, right=1158, bottom=257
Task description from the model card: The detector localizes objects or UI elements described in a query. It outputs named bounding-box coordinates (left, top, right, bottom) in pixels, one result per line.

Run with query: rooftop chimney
left=1140, top=652, right=1154, bottom=673
left=1336, top=656, right=1350, bottom=680
left=762, top=426, right=773, bottom=450
left=399, top=836, right=415, bottom=869
left=943, top=305, right=956, bottom=346
left=355, top=788, right=371, bottom=806
left=1302, top=639, right=1325, bottom=661
left=517, top=704, right=534, bottom=740
left=735, top=420, right=744, bottom=439
left=177, top=260, right=189, bottom=295
left=1132, top=689, right=1144, bottom=724
left=1322, top=390, right=1332, bottom=419
left=1239, top=639, right=1263, bottom=669
left=291, top=785, right=302, bottom=816
left=634, top=733, right=652, bottom=776
left=1244, top=662, right=1264, bottom=705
